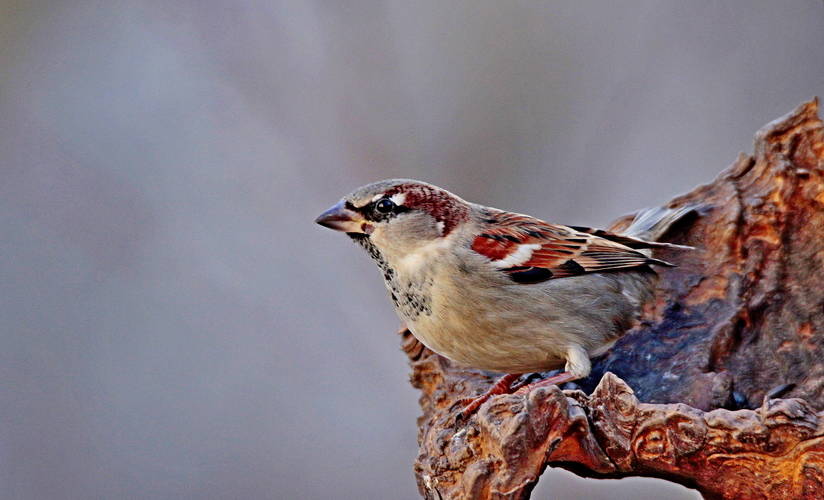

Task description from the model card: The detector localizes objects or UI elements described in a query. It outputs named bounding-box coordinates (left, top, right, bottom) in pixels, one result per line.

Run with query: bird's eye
left=374, top=198, right=396, bottom=214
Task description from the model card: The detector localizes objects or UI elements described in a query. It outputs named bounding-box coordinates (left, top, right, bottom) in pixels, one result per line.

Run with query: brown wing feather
left=471, top=209, right=661, bottom=282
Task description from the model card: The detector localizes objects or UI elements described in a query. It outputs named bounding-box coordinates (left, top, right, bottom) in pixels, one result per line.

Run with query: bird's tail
left=623, top=204, right=701, bottom=245
left=568, top=203, right=702, bottom=256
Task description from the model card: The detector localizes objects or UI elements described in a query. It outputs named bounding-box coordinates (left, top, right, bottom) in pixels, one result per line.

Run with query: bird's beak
left=315, top=201, right=369, bottom=234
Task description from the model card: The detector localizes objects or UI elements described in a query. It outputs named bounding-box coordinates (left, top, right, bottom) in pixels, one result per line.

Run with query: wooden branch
left=403, top=99, right=824, bottom=500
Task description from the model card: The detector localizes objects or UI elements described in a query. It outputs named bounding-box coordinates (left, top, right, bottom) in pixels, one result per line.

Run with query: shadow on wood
left=404, top=99, right=824, bottom=500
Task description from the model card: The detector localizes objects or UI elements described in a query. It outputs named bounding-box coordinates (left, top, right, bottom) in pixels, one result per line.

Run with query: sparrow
left=316, top=179, right=695, bottom=416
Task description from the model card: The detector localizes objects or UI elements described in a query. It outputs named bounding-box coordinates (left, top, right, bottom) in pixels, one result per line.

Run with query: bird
left=315, top=179, right=695, bottom=416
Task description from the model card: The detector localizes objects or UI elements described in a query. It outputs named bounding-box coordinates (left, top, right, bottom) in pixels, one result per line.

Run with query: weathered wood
left=404, top=99, right=824, bottom=500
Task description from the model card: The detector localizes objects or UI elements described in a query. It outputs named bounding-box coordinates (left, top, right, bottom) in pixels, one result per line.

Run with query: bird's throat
left=349, top=235, right=433, bottom=321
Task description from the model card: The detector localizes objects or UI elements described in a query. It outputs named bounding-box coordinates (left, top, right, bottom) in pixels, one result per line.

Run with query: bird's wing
left=470, top=209, right=669, bottom=284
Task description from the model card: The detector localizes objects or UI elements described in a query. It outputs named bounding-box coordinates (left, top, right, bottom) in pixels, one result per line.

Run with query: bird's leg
left=456, top=373, right=523, bottom=418
left=513, top=345, right=589, bottom=396
left=456, top=346, right=593, bottom=420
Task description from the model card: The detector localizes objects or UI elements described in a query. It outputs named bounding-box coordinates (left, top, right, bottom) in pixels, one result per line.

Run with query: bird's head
left=315, top=179, right=470, bottom=260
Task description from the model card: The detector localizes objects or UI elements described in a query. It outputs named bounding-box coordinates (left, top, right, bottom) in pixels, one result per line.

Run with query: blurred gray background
left=2, top=1, right=823, bottom=499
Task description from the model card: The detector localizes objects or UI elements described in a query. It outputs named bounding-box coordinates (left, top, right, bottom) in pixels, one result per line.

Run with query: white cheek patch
left=394, top=233, right=454, bottom=274
left=491, top=243, right=542, bottom=268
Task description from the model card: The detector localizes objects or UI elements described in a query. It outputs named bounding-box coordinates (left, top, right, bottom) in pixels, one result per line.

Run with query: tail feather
left=623, top=204, right=701, bottom=243
left=569, top=204, right=700, bottom=262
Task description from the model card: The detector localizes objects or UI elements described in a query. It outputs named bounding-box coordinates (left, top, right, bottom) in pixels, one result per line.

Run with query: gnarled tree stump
left=403, top=99, right=824, bottom=500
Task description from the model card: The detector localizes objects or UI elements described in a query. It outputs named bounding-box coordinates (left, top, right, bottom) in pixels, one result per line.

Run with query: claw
left=512, top=371, right=577, bottom=396
left=453, top=373, right=522, bottom=421
left=451, top=370, right=582, bottom=424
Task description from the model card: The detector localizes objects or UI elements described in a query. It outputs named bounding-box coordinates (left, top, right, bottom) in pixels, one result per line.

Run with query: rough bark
left=403, top=99, right=824, bottom=500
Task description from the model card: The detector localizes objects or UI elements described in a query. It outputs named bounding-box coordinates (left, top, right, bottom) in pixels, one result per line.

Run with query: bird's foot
left=453, top=371, right=581, bottom=424
left=454, top=373, right=523, bottom=423
left=512, top=370, right=577, bottom=396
